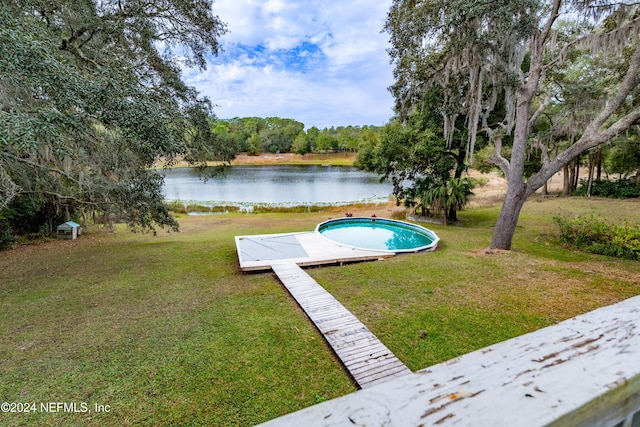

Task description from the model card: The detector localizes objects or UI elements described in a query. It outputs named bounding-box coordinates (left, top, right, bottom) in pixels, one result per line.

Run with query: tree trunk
left=486, top=37, right=640, bottom=252
left=563, top=164, right=570, bottom=196
left=568, top=159, right=576, bottom=194
left=490, top=183, right=527, bottom=250
left=573, top=154, right=581, bottom=190
left=490, top=53, right=540, bottom=250
left=586, top=151, right=595, bottom=197
left=447, top=205, right=458, bottom=224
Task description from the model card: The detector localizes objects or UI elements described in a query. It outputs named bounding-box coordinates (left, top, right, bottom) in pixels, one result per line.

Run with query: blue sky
left=183, top=0, right=395, bottom=129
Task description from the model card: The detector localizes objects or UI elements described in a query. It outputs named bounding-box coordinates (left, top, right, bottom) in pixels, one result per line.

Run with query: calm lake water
left=161, top=165, right=392, bottom=205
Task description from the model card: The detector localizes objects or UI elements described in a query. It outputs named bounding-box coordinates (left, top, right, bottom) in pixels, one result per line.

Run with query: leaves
left=356, top=111, right=473, bottom=224
left=554, top=214, right=640, bottom=260
left=384, top=0, right=640, bottom=249
left=0, top=0, right=230, bottom=238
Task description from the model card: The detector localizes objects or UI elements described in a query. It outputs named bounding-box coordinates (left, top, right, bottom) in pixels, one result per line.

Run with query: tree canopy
left=210, top=117, right=384, bottom=157
left=356, top=87, right=474, bottom=223
left=385, top=0, right=640, bottom=249
left=0, top=0, right=231, bottom=244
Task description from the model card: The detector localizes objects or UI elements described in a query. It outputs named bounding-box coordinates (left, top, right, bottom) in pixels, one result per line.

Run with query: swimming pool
left=315, top=217, right=439, bottom=253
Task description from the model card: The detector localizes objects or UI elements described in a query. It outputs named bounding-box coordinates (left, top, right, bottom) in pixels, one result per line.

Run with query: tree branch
left=528, top=98, right=550, bottom=135
left=526, top=104, right=640, bottom=197
left=530, top=32, right=640, bottom=194
left=583, top=41, right=640, bottom=134
left=38, top=191, right=99, bottom=206
left=587, top=2, right=640, bottom=10
left=3, top=152, right=83, bottom=187
left=539, top=0, right=562, bottom=50
left=60, top=43, right=102, bottom=69
left=544, top=15, right=640, bottom=71
left=487, top=131, right=510, bottom=176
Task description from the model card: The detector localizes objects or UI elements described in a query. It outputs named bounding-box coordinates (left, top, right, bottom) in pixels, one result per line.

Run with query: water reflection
left=161, top=165, right=392, bottom=204
left=384, top=230, right=434, bottom=250
left=320, top=221, right=434, bottom=251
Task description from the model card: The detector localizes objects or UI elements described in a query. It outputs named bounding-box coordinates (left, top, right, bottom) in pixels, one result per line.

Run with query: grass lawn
left=1, top=196, right=638, bottom=426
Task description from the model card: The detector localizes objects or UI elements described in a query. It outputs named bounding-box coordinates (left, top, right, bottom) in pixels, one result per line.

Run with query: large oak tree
left=0, top=0, right=232, bottom=241
left=385, top=0, right=640, bottom=249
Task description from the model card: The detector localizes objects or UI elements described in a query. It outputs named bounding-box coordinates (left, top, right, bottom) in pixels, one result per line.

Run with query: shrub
left=252, top=204, right=328, bottom=213
left=165, top=202, right=187, bottom=214
left=186, top=204, right=212, bottom=213
left=0, top=218, right=15, bottom=250
left=211, top=205, right=240, bottom=213
left=553, top=214, right=640, bottom=260
left=576, top=178, right=640, bottom=199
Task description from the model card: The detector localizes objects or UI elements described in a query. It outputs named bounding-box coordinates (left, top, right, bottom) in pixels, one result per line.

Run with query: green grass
left=1, top=197, right=639, bottom=425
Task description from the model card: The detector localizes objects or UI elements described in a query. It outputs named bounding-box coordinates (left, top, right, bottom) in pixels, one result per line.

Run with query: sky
left=183, top=0, right=395, bottom=130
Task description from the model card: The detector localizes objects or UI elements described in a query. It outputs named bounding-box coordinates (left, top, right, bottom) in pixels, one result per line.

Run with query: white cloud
left=188, top=0, right=395, bottom=129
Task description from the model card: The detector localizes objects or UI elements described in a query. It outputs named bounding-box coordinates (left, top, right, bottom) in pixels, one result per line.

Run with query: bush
left=553, top=214, right=640, bottom=260
left=0, top=219, right=15, bottom=250
left=576, top=178, right=640, bottom=198
left=166, top=202, right=187, bottom=214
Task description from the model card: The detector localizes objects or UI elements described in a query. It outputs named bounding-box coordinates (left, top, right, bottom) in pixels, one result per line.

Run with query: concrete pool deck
left=235, top=231, right=396, bottom=272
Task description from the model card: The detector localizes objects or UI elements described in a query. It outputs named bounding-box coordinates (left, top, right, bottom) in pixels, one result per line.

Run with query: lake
left=161, top=165, right=393, bottom=206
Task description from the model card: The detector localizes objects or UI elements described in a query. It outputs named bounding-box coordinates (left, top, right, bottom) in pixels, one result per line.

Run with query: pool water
left=316, top=218, right=439, bottom=253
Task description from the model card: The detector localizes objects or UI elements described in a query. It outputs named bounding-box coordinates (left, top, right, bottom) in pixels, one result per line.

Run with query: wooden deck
left=260, top=293, right=640, bottom=427
left=271, top=263, right=412, bottom=389
left=235, top=232, right=395, bottom=271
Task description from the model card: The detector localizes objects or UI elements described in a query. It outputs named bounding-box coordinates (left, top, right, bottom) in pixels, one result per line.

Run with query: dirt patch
left=232, top=153, right=299, bottom=164
left=464, top=171, right=507, bottom=208
left=160, top=151, right=357, bottom=167
left=466, top=170, right=569, bottom=208
left=468, top=247, right=512, bottom=256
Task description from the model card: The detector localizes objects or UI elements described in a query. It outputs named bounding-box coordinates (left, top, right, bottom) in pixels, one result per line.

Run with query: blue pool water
left=316, top=218, right=439, bottom=253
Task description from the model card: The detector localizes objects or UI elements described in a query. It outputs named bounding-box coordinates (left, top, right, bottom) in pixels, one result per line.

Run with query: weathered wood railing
left=259, top=294, right=640, bottom=426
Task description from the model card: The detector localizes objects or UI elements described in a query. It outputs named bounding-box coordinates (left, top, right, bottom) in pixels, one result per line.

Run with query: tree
left=211, top=120, right=240, bottom=158
left=604, top=135, right=640, bottom=181
left=314, top=132, right=337, bottom=156
left=336, top=126, right=360, bottom=153
left=246, top=133, right=263, bottom=156
left=356, top=112, right=473, bottom=223
left=423, top=177, right=474, bottom=224
left=0, top=0, right=231, bottom=240
left=385, top=0, right=640, bottom=250
left=291, top=132, right=311, bottom=156
left=259, top=117, right=304, bottom=153
left=306, top=126, right=321, bottom=153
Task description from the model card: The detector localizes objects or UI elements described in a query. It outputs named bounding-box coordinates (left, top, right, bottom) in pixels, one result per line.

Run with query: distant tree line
left=210, top=117, right=384, bottom=156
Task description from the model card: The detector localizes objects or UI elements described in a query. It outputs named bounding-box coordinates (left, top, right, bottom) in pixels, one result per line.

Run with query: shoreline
left=158, top=152, right=357, bottom=168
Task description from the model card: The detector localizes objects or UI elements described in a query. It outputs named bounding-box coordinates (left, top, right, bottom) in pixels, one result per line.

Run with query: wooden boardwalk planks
left=271, top=262, right=412, bottom=389
left=259, top=294, right=640, bottom=427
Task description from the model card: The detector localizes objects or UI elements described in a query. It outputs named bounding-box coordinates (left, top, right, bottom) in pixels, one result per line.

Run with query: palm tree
left=423, top=177, right=474, bottom=224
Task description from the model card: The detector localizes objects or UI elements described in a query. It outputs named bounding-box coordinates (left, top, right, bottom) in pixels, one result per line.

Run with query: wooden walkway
left=260, top=294, right=640, bottom=427
left=271, top=263, right=412, bottom=389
